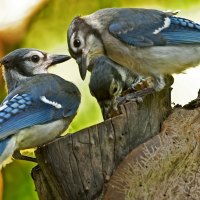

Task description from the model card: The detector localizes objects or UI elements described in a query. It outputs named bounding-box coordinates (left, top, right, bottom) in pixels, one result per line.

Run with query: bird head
left=0, top=48, right=70, bottom=76
left=67, top=16, right=104, bottom=80
left=0, top=48, right=71, bottom=92
left=89, top=56, right=124, bottom=119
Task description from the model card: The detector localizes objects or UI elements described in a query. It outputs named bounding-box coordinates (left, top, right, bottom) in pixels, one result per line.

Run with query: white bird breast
left=14, top=119, right=69, bottom=149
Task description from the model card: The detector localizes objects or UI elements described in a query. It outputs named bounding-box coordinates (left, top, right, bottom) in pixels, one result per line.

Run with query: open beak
left=76, top=55, right=87, bottom=80
left=50, top=54, right=71, bottom=66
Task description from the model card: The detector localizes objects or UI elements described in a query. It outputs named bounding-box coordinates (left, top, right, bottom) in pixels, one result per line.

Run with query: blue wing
left=108, top=9, right=200, bottom=47
left=0, top=93, right=62, bottom=139
left=0, top=74, right=81, bottom=140
left=161, top=17, right=200, bottom=44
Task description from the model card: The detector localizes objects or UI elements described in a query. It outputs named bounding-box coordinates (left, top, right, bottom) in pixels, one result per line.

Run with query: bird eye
left=73, top=38, right=81, bottom=48
left=31, top=55, right=40, bottom=63
left=113, top=86, right=118, bottom=94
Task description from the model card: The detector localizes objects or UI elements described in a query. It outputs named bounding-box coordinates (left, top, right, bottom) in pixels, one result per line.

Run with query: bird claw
left=118, top=87, right=155, bottom=105
left=104, top=86, right=155, bottom=120
left=131, top=76, right=154, bottom=92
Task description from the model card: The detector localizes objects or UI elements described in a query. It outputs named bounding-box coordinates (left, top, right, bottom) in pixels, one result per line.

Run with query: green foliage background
left=2, top=0, right=200, bottom=199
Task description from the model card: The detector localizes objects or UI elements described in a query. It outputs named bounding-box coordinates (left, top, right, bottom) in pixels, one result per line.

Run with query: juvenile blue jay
left=0, top=49, right=81, bottom=166
left=67, top=8, right=200, bottom=91
left=89, top=56, right=138, bottom=119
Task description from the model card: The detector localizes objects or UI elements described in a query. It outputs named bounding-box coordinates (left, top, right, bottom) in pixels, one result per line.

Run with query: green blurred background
left=0, top=0, right=200, bottom=199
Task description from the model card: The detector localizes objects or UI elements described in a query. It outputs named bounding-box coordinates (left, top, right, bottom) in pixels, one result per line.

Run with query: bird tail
left=0, top=137, right=16, bottom=168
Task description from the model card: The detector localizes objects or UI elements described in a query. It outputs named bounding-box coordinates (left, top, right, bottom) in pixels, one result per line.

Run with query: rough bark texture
left=32, top=85, right=172, bottom=200
left=104, top=106, right=200, bottom=200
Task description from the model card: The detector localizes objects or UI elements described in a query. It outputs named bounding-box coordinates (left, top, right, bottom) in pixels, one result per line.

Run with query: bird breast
left=104, top=33, right=200, bottom=76
left=14, top=119, right=69, bottom=149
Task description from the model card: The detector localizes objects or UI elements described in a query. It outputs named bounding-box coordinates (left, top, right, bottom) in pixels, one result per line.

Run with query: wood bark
left=32, top=83, right=172, bottom=200
left=104, top=105, right=200, bottom=200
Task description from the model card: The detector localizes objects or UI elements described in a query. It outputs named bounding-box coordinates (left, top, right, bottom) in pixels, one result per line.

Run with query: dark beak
left=99, top=100, right=112, bottom=120
left=77, top=55, right=87, bottom=80
left=50, top=54, right=71, bottom=66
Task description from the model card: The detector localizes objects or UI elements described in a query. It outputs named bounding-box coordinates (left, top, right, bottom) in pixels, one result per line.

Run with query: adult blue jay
left=67, top=8, right=200, bottom=91
left=0, top=49, right=81, bottom=167
left=89, top=55, right=138, bottom=119
left=0, top=48, right=70, bottom=92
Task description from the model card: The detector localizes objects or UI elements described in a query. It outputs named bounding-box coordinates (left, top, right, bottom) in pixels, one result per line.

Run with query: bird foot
left=118, top=87, right=155, bottom=105
left=132, top=76, right=154, bottom=91
left=104, top=77, right=156, bottom=119
left=122, top=76, right=154, bottom=96
left=13, top=151, right=37, bottom=163
left=154, top=75, right=166, bottom=92
left=105, top=87, right=155, bottom=119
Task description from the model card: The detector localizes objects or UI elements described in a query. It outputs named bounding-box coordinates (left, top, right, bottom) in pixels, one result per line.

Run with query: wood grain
left=32, top=84, right=171, bottom=200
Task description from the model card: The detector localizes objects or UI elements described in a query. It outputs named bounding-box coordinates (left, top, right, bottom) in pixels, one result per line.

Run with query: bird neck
left=3, top=67, right=29, bottom=93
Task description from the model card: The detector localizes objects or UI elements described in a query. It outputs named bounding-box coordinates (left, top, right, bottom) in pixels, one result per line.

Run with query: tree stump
left=104, top=105, right=200, bottom=200
left=32, top=82, right=172, bottom=200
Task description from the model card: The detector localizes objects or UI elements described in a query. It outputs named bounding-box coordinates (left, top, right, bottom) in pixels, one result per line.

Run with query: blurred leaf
left=2, top=161, right=38, bottom=200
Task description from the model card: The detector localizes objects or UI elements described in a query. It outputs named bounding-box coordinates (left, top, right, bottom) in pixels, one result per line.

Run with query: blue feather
left=0, top=106, right=55, bottom=139
left=161, top=16, right=200, bottom=44
left=0, top=74, right=80, bottom=140
left=109, top=12, right=200, bottom=47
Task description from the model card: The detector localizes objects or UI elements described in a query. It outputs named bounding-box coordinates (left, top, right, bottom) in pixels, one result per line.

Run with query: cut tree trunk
left=32, top=80, right=172, bottom=200
left=104, top=105, right=200, bottom=200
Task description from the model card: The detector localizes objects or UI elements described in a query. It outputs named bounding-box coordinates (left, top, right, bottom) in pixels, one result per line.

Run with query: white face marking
left=25, top=51, right=44, bottom=58
left=40, top=96, right=62, bottom=109
left=24, top=51, right=44, bottom=64
left=153, top=17, right=171, bottom=34
left=70, top=32, right=86, bottom=54
left=23, top=51, right=49, bottom=74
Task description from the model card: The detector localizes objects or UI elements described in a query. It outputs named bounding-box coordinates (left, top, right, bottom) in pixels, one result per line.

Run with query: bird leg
left=122, top=76, right=154, bottom=97
left=118, top=87, right=155, bottom=105
left=130, top=75, right=166, bottom=92
left=131, top=75, right=146, bottom=90
left=12, top=150, right=37, bottom=163
left=131, top=74, right=173, bottom=92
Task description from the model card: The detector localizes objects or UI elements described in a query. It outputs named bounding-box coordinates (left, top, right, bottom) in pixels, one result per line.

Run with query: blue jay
left=0, top=48, right=70, bottom=92
left=0, top=49, right=81, bottom=166
left=89, top=55, right=138, bottom=119
left=67, top=8, right=200, bottom=91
